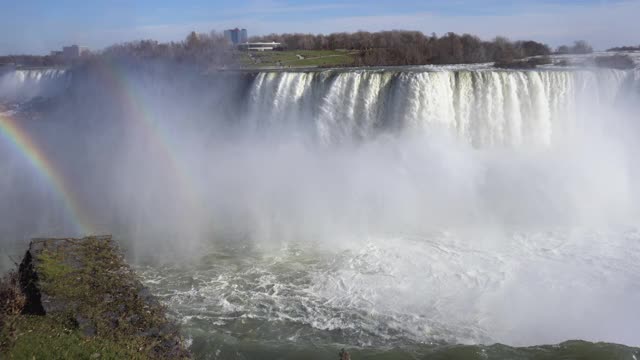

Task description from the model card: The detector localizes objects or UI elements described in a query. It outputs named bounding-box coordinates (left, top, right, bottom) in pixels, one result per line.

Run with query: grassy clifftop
left=238, top=50, right=357, bottom=68
left=1, top=236, right=189, bottom=359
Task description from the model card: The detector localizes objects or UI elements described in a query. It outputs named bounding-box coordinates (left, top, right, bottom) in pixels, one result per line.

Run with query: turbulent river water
left=1, top=62, right=640, bottom=359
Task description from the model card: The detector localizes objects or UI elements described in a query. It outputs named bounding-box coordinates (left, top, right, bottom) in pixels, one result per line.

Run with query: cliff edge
left=1, top=236, right=190, bottom=359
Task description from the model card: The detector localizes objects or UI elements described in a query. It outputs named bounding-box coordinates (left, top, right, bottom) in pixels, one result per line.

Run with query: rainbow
left=95, top=61, right=204, bottom=218
left=0, top=61, right=204, bottom=239
left=0, top=111, right=93, bottom=235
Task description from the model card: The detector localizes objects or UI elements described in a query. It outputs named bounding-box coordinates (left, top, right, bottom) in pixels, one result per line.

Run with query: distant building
left=240, top=29, right=248, bottom=43
left=224, top=28, right=248, bottom=45
left=238, top=42, right=282, bottom=52
left=62, top=45, right=90, bottom=59
left=63, top=45, right=80, bottom=58
left=224, top=29, right=238, bottom=44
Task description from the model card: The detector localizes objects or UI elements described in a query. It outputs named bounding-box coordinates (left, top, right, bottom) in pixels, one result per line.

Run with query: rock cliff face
left=17, top=236, right=189, bottom=359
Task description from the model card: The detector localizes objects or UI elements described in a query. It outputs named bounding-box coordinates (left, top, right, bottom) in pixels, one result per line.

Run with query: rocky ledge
left=1, top=236, right=190, bottom=359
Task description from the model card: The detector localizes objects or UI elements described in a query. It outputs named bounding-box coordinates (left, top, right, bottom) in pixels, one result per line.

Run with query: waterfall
left=245, top=69, right=637, bottom=147
left=2, top=63, right=640, bottom=352
left=3, top=66, right=636, bottom=149
left=0, top=68, right=71, bottom=102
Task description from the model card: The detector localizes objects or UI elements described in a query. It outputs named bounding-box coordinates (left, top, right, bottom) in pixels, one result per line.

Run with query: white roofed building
left=238, top=42, right=282, bottom=51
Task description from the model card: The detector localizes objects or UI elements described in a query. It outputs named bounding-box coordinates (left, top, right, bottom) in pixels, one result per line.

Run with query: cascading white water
left=247, top=69, right=635, bottom=146
left=0, top=68, right=70, bottom=102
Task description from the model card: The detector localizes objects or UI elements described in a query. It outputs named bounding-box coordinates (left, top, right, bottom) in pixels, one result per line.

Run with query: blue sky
left=1, top=0, right=639, bottom=54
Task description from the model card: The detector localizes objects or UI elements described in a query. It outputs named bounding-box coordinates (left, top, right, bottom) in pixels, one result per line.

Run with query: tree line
left=99, top=31, right=234, bottom=66
left=2, top=30, right=601, bottom=69
left=96, top=30, right=556, bottom=67
left=607, top=45, right=640, bottom=52
left=554, top=40, right=593, bottom=55
left=0, top=31, right=234, bottom=69
left=250, top=31, right=552, bottom=66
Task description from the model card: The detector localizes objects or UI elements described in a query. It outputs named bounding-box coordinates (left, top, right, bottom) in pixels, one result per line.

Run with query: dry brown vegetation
left=0, top=270, right=25, bottom=353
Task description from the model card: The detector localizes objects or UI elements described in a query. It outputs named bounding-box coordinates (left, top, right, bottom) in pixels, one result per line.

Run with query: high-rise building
left=240, top=29, right=248, bottom=44
left=224, top=28, right=248, bottom=45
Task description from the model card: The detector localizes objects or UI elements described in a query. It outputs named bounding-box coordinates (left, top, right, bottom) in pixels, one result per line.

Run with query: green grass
left=239, top=49, right=356, bottom=68
left=7, top=315, right=147, bottom=360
